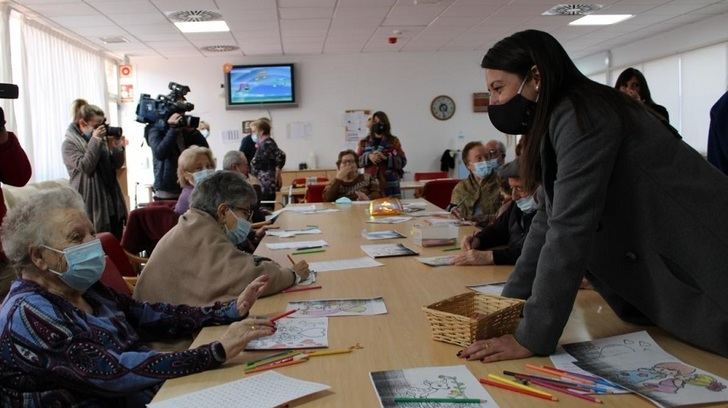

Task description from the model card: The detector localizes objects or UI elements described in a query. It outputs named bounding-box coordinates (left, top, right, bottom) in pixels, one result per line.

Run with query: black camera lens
left=103, top=124, right=123, bottom=138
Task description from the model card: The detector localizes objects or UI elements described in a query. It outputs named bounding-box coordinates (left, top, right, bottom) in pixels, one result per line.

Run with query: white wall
left=120, top=51, right=506, bottom=205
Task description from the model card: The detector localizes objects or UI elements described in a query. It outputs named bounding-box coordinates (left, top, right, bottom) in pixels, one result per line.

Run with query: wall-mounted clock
left=431, top=95, right=456, bottom=120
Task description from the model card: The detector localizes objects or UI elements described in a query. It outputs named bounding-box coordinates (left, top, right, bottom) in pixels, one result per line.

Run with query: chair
left=120, top=206, right=179, bottom=259
left=421, top=179, right=459, bottom=210
left=291, top=177, right=329, bottom=188
left=414, top=172, right=448, bottom=182
left=100, top=255, right=132, bottom=296
left=98, top=232, right=139, bottom=277
left=146, top=200, right=177, bottom=209
left=304, top=183, right=327, bottom=203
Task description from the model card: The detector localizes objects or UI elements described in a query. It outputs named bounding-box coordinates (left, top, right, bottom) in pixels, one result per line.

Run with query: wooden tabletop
left=151, top=202, right=728, bottom=407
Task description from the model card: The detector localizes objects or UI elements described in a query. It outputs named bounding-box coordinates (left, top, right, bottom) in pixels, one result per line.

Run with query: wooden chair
left=421, top=179, right=459, bottom=210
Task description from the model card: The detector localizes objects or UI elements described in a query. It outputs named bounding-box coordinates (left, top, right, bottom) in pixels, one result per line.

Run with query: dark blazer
left=475, top=201, right=535, bottom=265
left=708, top=91, right=728, bottom=175
left=239, top=134, right=257, bottom=164
left=502, top=98, right=728, bottom=357
left=147, top=125, right=208, bottom=195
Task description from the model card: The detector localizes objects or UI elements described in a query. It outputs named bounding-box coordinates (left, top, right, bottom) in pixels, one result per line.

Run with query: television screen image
left=227, top=64, right=295, bottom=107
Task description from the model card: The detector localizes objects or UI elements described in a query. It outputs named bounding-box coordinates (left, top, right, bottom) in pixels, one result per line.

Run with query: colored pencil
left=526, top=364, right=595, bottom=385
left=393, top=397, right=484, bottom=404
left=244, top=356, right=308, bottom=373
left=245, top=350, right=296, bottom=367
left=542, top=365, right=620, bottom=387
left=504, top=371, right=610, bottom=394
left=291, top=248, right=326, bottom=255
left=442, top=247, right=461, bottom=252
left=281, top=285, right=322, bottom=293
left=296, top=246, right=323, bottom=250
left=528, top=378, right=604, bottom=404
left=270, top=309, right=298, bottom=322
left=286, top=254, right=296, bottom=265
left=479, top=378, right=558, bottom=401
left=305, top=348, right=353, bottom=357
left=487, top=374, right=555, bottom=398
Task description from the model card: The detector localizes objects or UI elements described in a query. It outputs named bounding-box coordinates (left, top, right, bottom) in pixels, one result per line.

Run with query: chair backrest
left=421, top=179, right=460, bottom=210
left=146, top=200, right=178, bottom=209
left=414, top=172, right=448, bottom=182
left=100, top=255, right=132, bottom=296
left=120, top=206, right=179, bottom=256
left=98, top=232, right=137, bottom=277
left=304, top=183, right=327, bottom=203
left=292, top=177, right=329, bottom=187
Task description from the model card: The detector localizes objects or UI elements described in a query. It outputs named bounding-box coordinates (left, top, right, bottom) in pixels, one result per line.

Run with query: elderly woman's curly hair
left=1, top=187, right=85, bottom=273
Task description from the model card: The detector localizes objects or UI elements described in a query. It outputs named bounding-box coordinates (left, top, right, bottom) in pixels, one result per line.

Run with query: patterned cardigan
left=0, top=279, right=240, bottom=407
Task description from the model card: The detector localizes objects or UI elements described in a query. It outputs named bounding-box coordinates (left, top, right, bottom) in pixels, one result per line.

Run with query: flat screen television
left=225, top=63, right=297, bottom=109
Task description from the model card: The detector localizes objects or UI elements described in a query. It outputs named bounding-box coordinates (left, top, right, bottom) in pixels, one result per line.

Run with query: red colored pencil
left=244, top=357, right=308, bottom=373
left=270, top=309, right=298, bottom=322
left=281, top=285, right=322, bottom=293
left=528, top=378, right=603, bottom=404
left=479, top=378, right=559, bottom=401
left=526, top=364, right=594, bottom=385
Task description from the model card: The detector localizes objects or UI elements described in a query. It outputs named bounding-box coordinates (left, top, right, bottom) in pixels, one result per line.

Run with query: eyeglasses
left=230, top=205, right=253, bottom=221
left=484, top=149, right=504, bottom=161
left=340, top=159, right=356, bottom=165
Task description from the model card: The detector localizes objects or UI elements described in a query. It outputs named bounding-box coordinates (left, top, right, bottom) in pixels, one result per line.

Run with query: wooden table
left=151, top=202, right=728, bottom=407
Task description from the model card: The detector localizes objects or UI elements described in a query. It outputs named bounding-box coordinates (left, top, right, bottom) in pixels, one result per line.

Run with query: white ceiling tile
left=227, top=20, right=278, bottom=31
left=135, top=33, right=186, bottom=41
left=14, top=0, right=84, bottom=4
left=92, top=1, right=160, bottom=15
left=26, top=2, right=99, bottom=17
left=442, top=4, right=499, bottom=18
left=108, top=13, right=169, bottom=25
left=332, top=6, right=390, bottom=19
left=337, top=0, right=395, bottom=7
left=183, top=32, right=235, bottom=41
left=280, top=18, right=330, bottom=31
left=431, top=16, right=484, bottom=27
left=151, top=0, right=218, bottom=12
left=279, top=0, right=336, bottom=8
left=125, top=24, right=179, bottom=36
left=382, top=3, right=449, bottom=26
left=51, top=15, right=114, bottom=26
left=232, top=30, right=281, bottom=40
left=216, top=0, right=272, bottom=10
left=279, top=7, right=334, bottom=19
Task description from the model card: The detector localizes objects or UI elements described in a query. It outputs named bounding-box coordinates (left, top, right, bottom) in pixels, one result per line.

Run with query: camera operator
left=62, top=99, right=127, bottom=239
left=0, top=102, right=32, bottom=300
left=146, top=94, right=208, bottom=201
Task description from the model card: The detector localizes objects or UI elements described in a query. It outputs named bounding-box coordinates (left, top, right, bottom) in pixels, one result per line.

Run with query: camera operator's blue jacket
left=146, top=122, right=208, bottom=196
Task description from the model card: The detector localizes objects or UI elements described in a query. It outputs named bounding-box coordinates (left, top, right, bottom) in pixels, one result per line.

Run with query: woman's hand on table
left=292, top=260, right=310, bottom=280
left=458, top=334, right=533, bottom=363
left=452, top=249, right=492, bottom=266
left=219, top=318, right=276, bottom=361
left=236, top=275, right=269, bottom=317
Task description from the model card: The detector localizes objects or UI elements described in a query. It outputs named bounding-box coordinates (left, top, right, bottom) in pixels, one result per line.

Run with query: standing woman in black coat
left=459, top=30, right=728, bottom=363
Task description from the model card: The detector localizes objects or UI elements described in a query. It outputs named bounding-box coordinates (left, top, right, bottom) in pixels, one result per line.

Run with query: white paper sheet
left=370, top=365, right=498, bottom=408
left=246, top=317, right=328, bottom=350
left=563, top=331, right=728, bottom=407
left=288, top=297, right=388, bottom=317
left=549, top=346, right=628, bottom=394
left=366, top=216, right=413, bottom=224
left=265, top=240, right=328, bottom=250
left=416, top=256, right=455, bottom=267
left=361, top=243, right=418, bottom=258
left=307, top=256, right=383, bottom=272
left=362, top=230, right=406, bottom=240
left=267, top=227, right=322, bottom=238
left=466, top=282, right=506, bottom=296
left=147, top=371, right=329, bottom=408
left=409, top=211, right=452, bottom=217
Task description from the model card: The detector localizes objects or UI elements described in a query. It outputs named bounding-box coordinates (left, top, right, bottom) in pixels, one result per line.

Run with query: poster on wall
left=344, top=109, right=370, bottom=147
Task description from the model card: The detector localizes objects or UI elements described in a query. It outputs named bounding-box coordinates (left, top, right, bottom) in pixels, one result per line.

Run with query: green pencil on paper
left=291, top=248, right=326, bottom=255
left=442, top=247, right=461, bottom=252
left=393, top=397, right=483, bottom=404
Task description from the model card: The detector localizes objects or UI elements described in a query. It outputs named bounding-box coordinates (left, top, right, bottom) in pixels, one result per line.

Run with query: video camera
left=135, top=81, right=199, bottom=128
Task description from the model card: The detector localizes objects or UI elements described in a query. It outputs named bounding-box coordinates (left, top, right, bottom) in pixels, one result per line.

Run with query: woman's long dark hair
left=481, top=30, right=636, bottom=191
left=369, top=111, right=393, bottom=139
left=615, top=67, right=657, bottom=105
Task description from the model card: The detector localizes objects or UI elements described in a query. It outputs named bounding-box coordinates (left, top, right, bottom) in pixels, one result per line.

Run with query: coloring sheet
left=549, top=346, right=628, bottom=394
left=370, top=365, right=498, bottom=408
left=563, top=331, right=728, bottom=407
left=308, top=256, right=383, bottom=272
left=147, top=371, right=329, bottom=408
left=246, top=317, right=328, bottom=350
left=362, top=230, right=406, bottom=240
left=366, top=216, right=413, bottom=224
left=466, top=282, right=506, bottom=296
left=288, top=297, right=388, bottom=317
left=299, top=208, right=341, bottom=214
left=416, top=256, right=455, bottom=267
left=265, top=240, right=328, bottom=250
left=361, top=243, right=419, bottom=258
left=409, top=211, right=452, bottom=217
left=267, top=227, right=322, bottom=238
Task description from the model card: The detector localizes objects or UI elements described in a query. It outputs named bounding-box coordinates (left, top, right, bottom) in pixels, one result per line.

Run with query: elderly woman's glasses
left=231, top=206, right=253, bottom=221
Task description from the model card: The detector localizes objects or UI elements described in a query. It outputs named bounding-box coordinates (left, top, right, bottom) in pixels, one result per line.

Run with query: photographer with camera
left=62, top=99, right=127, bottom=239
left=141, top=82, right=207, bottom=201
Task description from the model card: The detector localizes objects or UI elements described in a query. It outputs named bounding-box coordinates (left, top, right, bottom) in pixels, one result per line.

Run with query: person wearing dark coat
left=459, top=30, right=728, bottom=364
left=146, top=113, right=208, bottom=200
left=707, top=91, right=728, bottom=176
left=239, top=133, right=257, bottom=164
left=452, top=158, right=536, bottom=266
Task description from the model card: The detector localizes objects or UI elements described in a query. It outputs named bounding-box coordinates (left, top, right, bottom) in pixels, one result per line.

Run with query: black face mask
left=488, top=80, right=537, bottom=135
left=372, top=123, right=386, bottom=135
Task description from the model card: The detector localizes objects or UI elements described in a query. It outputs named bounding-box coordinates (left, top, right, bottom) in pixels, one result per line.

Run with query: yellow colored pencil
left=487, top=374, right=555, bottom=399
left=305, top=348, right=353, bottom=357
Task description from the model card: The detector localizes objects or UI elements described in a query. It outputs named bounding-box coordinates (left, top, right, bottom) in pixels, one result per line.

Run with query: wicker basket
left=422, top=292, right=524, bottom=347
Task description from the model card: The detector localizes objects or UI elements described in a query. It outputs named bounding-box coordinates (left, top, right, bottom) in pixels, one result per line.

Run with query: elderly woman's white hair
left=1, top=187, right=85, bottom=271
left=190, top=171, right=257, bottom=218
left=177, top=145, right=216, bottom=188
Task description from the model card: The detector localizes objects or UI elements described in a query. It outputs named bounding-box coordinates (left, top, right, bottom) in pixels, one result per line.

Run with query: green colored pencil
left=442, top=247, right=461, bottom=252
left=393, top=397, right=483, bottom=404
left=291, top=248, right=326, bottom=255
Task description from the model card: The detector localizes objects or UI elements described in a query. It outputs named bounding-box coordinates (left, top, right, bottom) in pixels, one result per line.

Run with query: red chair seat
left=305, top=183, right=327, bottom=203
left=121, top=206, right=179, bottom=256
left=100, top=255, right=132, bottom=296
left=414, top=171, right=448, bottom=181
left=421, top=179, right=459, bottom=210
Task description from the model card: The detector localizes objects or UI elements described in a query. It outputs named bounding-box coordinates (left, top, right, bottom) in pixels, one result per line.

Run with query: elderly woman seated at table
left=134, top=171, right=310, bottom=306
left=448, top=140, right=504, bottom=225
left=174, top=145, right=216, bottom=215
left=0, top=187, right=275, bottom=407
left=322, top=149, right=382, bottom=202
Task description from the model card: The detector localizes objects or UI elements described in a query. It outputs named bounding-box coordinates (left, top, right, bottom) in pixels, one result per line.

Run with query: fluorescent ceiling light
left=174, top=20, right=229, bottom=33
left=569, top=14, right=633, bottom=25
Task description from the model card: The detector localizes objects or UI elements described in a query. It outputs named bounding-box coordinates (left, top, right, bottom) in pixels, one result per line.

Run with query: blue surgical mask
left=473, top=161, right=492, bottom=178
left=251, top=134, right=259, bottom=143
left=225, top=208, right=252, bottom=246
left=199, top=129, right=210, bottom=138
left=192, top=169, right=216, bottom=185
left=486, top=158, right=501, bottom=172
left=516, top=195, right=537, bottom=213
left=44, top=239, right=106, bottom=292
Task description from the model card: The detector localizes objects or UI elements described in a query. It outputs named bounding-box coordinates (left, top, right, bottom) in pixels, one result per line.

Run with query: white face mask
left=199, top=129, right=209, bottom=138
left=251, top=133, right=259, bottom=142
